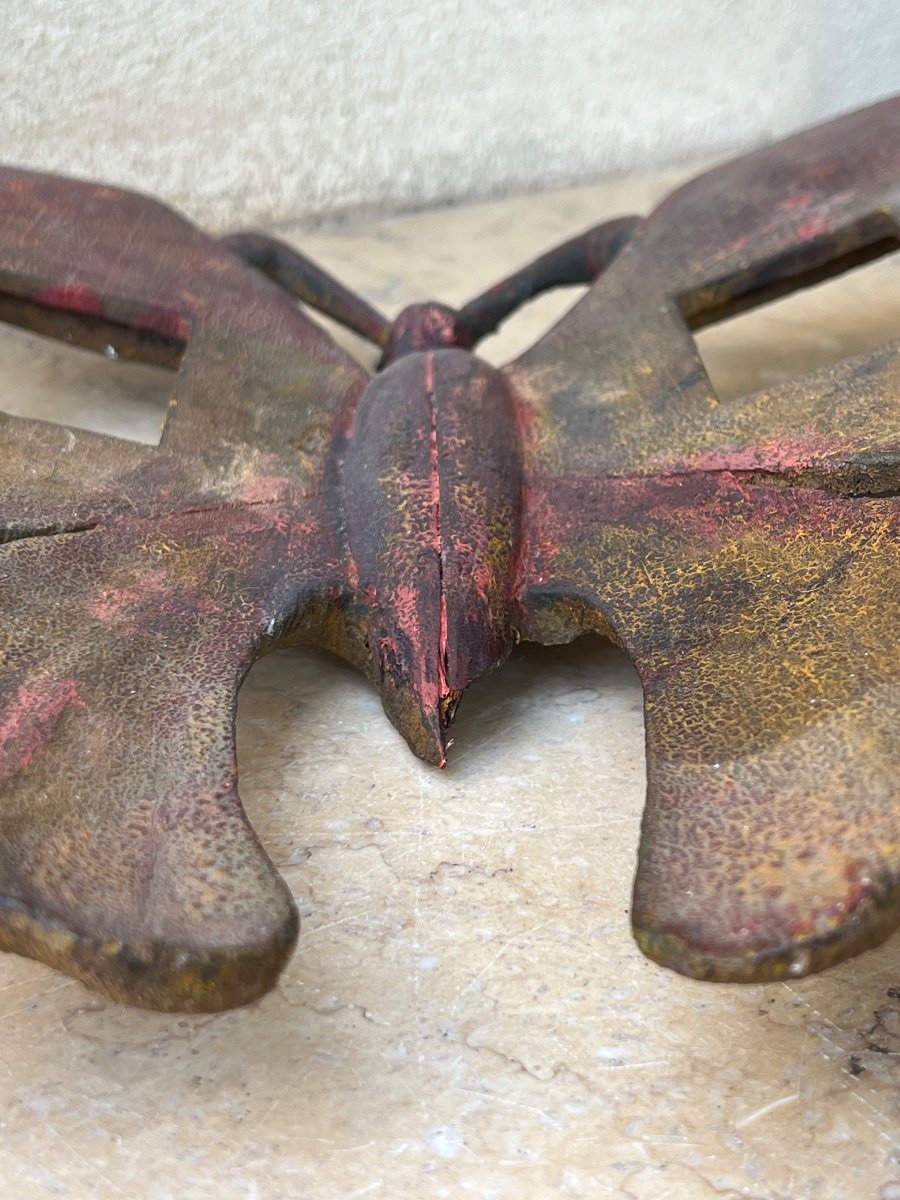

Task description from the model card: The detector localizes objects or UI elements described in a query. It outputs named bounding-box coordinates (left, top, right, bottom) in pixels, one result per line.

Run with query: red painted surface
left=0, top=680, right=84, bottom=784
left=36, top=284, right=104, bottom=315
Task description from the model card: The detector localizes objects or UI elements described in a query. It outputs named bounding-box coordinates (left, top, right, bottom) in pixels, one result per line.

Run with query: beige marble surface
left=2, top=167, right=900, bottom=1200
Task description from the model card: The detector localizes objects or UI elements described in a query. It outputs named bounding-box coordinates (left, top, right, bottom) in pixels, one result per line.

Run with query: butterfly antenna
left=457, top=214, right=640, bottom=345
left=221, top=231, right=392, bottom=348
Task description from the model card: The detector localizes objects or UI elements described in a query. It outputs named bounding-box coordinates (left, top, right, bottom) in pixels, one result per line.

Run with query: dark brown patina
left=0, top=97, right=898, bottom=1010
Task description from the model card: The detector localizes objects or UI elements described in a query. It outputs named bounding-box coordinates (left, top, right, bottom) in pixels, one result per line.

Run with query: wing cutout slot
left=679, top=215, right=900, bottom=402
left=0, top=291, right=184, bottom=446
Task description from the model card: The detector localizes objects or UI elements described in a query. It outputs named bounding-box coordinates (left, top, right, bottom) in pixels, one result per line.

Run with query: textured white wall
left=4, top=1, right=899, bottom=230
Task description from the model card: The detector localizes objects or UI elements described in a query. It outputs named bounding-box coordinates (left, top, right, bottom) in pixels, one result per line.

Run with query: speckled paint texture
left=0, top=98, right=898, bottom=1011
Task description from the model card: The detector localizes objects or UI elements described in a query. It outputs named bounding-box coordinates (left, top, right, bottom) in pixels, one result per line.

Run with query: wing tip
left=632, top=889, right=900, bottom=984
left=0, top=891, right=300, bottom=1012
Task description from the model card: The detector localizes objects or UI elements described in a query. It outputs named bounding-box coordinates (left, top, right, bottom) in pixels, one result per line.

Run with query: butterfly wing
left=0, top=167, right=370, bottom=527
left=0, top=169, right=373, bottom=1007
left=503, top=97, right=900, bottom=979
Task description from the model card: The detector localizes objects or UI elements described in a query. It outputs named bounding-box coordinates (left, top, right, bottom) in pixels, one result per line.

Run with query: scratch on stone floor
left=781, top=980, right=896, bottom=1145
left=452, top=1085, right=561, bottom=1128
left=455, top=920, right=552, bottom=1000
left=45, top=1120, right=129, bottom=1198
left=733, top=1092, right=798, bottom=1129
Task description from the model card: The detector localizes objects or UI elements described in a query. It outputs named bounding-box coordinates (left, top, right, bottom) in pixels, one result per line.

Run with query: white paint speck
left=425, top=1123, right=463, bottom=1159
left=789, top=950, right=811, bottom=976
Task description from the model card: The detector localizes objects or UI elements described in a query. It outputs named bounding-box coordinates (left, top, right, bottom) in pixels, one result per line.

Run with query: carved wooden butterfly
left=0, top=96, right=898, bottom=1010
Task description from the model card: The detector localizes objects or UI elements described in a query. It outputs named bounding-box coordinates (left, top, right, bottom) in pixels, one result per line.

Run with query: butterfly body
left=336, top=346, right=522, bottom=765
